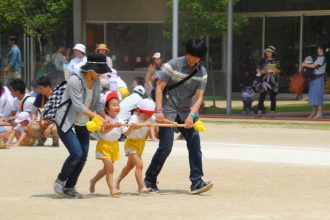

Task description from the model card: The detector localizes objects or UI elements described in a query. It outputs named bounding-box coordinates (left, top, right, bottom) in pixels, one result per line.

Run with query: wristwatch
left=190, top=113, right=199, bottom=119
left=155, top=109, right=163, bottom=114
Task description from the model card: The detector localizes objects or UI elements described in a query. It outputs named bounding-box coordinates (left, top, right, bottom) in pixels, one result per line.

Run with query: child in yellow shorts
left=90, top=92, right=126, bottom=197
left=115, top=99, right=176, bottom=193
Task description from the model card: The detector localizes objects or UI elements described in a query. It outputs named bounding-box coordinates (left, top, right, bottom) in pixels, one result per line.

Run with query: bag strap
left=21, top=95, right=31, bottom=111
left=166, top=65, right=200, bottom=91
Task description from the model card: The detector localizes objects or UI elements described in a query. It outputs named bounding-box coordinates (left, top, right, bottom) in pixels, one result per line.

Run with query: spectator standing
left=95, top=43, right=113, bottom=68
left=67, top=43, right=87, bottom=74
left=145, top=52, right=164, bottom=99
left=302, top=45, right=328, bottom=118
left=2, top=36, right=22, bottom=82
left=256, top=45, right=281, bottom=118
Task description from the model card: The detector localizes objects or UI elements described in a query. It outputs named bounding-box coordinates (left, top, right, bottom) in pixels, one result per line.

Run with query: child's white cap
left=152, top=52, right=161, bottom=59
left=15, top=112, right=31, bottom=123
left=137, top=99, right=155, bottom=114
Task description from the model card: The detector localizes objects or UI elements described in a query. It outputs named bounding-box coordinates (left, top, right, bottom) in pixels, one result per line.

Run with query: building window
left=105, top=23, right=170, bottom=70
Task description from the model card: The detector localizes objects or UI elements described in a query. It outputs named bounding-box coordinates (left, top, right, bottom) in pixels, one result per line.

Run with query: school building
left=2, top=0, right=330, bottom=95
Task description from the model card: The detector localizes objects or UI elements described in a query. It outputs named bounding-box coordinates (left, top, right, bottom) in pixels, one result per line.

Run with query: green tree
left=165, top=0, right=247, bottom=38
left=0, top=0, right=72, bottom=59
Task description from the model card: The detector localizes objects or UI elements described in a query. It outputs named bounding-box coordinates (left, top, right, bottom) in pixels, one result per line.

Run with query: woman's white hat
left=73, top=43, right=86, bottom=54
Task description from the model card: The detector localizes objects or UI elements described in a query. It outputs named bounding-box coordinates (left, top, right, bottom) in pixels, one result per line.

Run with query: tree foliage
left=165, top=0, right=247, bottom=39
left=0, top=0, right=71, bottom=37
left=0, top=0, right=72, bottom=57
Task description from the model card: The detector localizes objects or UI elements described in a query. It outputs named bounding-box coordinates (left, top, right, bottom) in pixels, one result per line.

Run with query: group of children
left=89, top=92, right=176, bottom=197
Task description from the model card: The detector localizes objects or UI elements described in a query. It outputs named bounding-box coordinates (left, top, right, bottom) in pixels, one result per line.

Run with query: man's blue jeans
left=57, top=125, right=89, bottom=188
left=145, top=115, right=204, bottom=185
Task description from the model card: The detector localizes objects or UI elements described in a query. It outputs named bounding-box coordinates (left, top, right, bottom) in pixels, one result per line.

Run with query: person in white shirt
left=89, top=92, right=127, bottom=197
left=68, top=43, right=87, bottom=74
left=8, top=78, right=35, bottom=117
left=115, top=99, right=176, bottom=193
left=118, top=85, right=145, bottom=123
left=0, top=82, right=15, bottom=120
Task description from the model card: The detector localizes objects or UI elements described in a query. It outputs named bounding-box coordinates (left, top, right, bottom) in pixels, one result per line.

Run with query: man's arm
left=185, top=89, right=204, bottom=129
left=155, top=80, right=167, bottom=123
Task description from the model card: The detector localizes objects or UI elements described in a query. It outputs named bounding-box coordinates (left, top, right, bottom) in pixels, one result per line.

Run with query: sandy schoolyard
left=1, top=121, right=330, bottom=220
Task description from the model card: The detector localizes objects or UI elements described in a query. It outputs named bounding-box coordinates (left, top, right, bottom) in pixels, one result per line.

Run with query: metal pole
left=226, top=0, right=233, bottom=115
left=73, top=0, right=82, bottom=43
left=299, top=15, right=304, bottom=67
left=172, top=0, right=179, bottom=59
left=262, top=15, right=266, bottom=58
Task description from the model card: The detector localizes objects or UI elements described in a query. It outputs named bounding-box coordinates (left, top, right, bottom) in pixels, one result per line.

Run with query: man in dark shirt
left=28, top=76, right=59, bottom=146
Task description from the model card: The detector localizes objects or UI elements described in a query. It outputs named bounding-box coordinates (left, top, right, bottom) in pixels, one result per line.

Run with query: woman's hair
left=317, top=44, right=329, bottom=54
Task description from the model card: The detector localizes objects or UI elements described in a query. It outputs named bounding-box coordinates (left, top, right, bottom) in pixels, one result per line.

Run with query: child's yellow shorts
left=124, top=138, right=146, bottom=156
left=96, top=140, right=120, bottom=161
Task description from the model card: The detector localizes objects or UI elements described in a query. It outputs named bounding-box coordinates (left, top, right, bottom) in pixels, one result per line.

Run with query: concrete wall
left=82, top=0, right=167, bottom=22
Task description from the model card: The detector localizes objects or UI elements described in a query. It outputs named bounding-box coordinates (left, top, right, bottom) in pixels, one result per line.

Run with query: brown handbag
left=289, top=72, right=306, bottom=94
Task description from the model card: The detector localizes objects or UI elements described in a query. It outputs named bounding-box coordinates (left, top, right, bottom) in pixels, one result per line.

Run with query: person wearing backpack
left=8, top=78, right=35, bottom=120
left=144, top=39, right=213, bottom=194
left=301, top=45, right=328, bottom=118
left=53, top=53, right=111, bottom=198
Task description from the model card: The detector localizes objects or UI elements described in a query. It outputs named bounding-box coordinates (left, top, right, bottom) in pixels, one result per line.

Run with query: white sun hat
left=73, top=43, right=86, bottom=54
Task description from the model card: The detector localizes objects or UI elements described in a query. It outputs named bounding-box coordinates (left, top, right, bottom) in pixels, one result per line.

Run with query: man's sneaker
left=63, top=188, right=82, bottom=198
left=52, top=138, right=59, bottom=147
left=144, top=180, right=160, bottom=193
left=190, top=180, right=214, bottom=195
left=37, top=137, right=47, bottom=146
left=54, top=178, right=66, bottom=194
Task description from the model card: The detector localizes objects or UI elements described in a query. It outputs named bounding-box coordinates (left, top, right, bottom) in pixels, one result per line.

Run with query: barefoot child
left=115, top=99, right=176, bottom=193
left=90, top=92, right=125, bottom=197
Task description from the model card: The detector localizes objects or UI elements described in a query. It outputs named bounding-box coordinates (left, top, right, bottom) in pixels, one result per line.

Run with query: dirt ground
left=1, top=121, right=330, bottom=220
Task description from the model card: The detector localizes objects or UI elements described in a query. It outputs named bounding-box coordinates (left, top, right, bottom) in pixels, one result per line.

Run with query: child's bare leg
left=102, top=159, right=120, bottom=196
left=149, top=127, right=158, bottom=141
left=115, top=156, right=134, bottom=190
left=130, top=154, right=149, bottom=193
left=90, top=167, right=106, bottom=193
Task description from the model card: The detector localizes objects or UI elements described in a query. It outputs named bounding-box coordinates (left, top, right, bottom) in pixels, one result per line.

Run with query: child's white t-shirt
left=99, top=116, right=127, bottom=142
left=126, top=113, right=156, bottom=139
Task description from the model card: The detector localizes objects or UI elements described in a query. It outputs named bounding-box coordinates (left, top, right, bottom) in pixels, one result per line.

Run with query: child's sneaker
left=63, top=188, right=82, bottom=198
left=144, top=180, right=160, bottom=193
left=54, top=178, right=66, bottom=194
left=190, top=180, right=213, bottom=195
